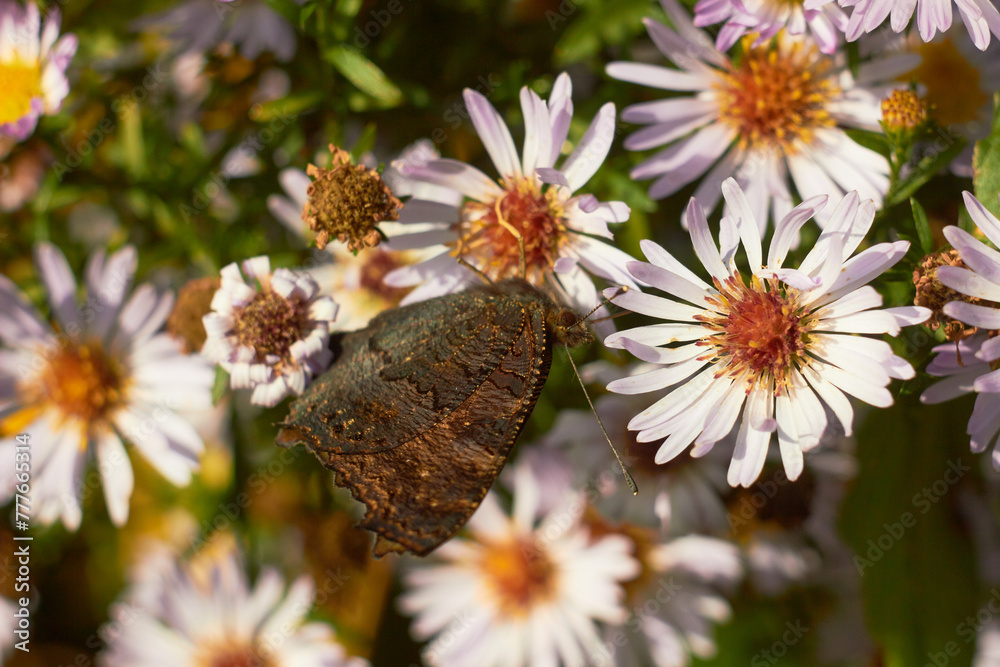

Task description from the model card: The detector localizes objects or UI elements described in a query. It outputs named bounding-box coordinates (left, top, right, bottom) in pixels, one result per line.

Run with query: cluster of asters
left=2, top=0, right=1000, bottom=664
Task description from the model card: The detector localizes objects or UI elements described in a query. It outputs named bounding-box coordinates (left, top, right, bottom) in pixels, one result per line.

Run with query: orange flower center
left=196, top=641, right=274, bottom=667
left=714, top=40, right=838, bottom=153
left=479, top=536, right=558, bottom=617
left=455, top=177, right=567, bottom=284
left=695, top=273, right=814, bottom=396
left=0, top=59, right=42, bottom=126
left=24, top=341, right=129, bottom=426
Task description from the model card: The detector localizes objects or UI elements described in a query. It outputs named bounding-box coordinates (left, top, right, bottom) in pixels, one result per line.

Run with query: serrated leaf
left=973, top=92, right=1000, bottom=219
left=212, top=366, right=230, bottom=407
left=911, top=197, right=933, bottom=254
left=326, top=45, right=403, bottom=107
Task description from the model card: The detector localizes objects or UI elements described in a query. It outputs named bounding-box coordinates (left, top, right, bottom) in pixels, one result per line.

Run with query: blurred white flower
left=400, top=456, right=640, bottom=667
left=0, top=243, right=214, bottom=528
left=100, top=537, right=366, bottom=667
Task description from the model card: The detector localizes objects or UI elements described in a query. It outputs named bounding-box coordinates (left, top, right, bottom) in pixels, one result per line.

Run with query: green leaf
left=553, top=0, right=655, bottom=66
left=973, top=92, right=1000, bottom=220
left=254, top=91, right=325, bottom=122
left=910, top=197, right=933, bottom=255
left=325, top=45, right=403, bottom=107
left=212, top=366, right=230, bottom=407
left=845, top=127, right=892, bottom=158
left=839, top=399, right=979, bottom=667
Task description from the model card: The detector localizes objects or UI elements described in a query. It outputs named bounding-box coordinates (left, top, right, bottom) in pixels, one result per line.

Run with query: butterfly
left=275, top=277, right=591, bottom=556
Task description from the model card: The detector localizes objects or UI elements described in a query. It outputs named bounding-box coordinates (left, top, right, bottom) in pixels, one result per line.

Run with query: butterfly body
left=276, top=277, right=589, bottom=556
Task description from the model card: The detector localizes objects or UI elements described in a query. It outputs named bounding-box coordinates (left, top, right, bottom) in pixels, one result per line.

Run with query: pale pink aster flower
left=202, top=256, right=338, bottom=407
left=806, top=0, right=1000, bottom=50
left=383, top=73, right=640, bottom=333
left=99, top=538, right=366, bottom=667
left=606, top=0, right=917, bottom=228
left=694, top=0, right=850, bottom=54
left=0, top=243, right=214, bottom=529
left=920, top=193, right=1000, bottom=469
left=0, top=1, right=78, bottom=141
left=604, top=179, right=930, bottom=487
left=399, top=457, right=640, bottom=667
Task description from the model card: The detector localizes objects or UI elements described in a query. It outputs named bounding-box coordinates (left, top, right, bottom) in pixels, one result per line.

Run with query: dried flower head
left=302, top=145, right=401, bottom=252
left=913, top=249, right=982, bottom=341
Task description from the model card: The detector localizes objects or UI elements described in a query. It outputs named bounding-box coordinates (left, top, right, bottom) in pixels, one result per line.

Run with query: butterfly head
left=548, top=306, right=592, bottom=347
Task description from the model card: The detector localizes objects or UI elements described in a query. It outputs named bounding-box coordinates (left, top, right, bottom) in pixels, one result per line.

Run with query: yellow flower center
left=714, top=40, right=839, bottom=154
left=478, top=536, right=558, bottom=617
left=696, top=273, right=815, bottom=396
left=905, top=37, right=988, bottom=128
left=0, top=59, right=42, bottom=126
left=455, top=177, right=568, bottom=284
left=12, top=341, right=129, bottom=430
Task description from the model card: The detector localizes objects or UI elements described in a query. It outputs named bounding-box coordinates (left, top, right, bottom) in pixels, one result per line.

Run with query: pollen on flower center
left=0, top=60, right=43, bottom=125
left=196, top=640, right=274, bottom=667
left=359, top=249, right=411, bottom=304
left=232, top=291, right=310, bottom=362
left=697, top=273, right=812, bottom=395
left=34, top=341, right=127, bottom=424
left=455, top=177, right=567, bottom=283
left=479, top=536, right=558, bottom=616
left=714, top=41, right=838, bottom=153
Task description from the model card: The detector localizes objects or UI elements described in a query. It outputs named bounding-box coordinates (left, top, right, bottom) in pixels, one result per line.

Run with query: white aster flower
left=604, top=178, right=929, bottom=487
left=267, top=165, right=424, bottom=330
left=920, top=193, right=1000, bottom=468
left=694, top=0, right=850, bottom=54
left=202, top=256, right=338, bottom=407
left=540, top=361, right=731, bottom=535
left=0, top=243, right=214, bottom=529
left=99, top=538, right=366, bottom=667
left=134, top=0, right=296, bottom=62
left=383, top=73, right=640, bottom=333
left=806, top=0, right=1000, bottom=50
left=0, top=1, right=77, bottom=141
left=607, top=0, right=916, bottom=228
left=592, top=530, right=741, bottom=667
left=399, top=457, right=640, bottom=667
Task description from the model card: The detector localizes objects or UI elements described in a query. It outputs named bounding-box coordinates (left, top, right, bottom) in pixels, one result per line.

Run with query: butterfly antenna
left=456, top=257, right=493, bottom=285
left=569, top=285, right=629, bottom=330
left=563, top=348, right=638, bottom=495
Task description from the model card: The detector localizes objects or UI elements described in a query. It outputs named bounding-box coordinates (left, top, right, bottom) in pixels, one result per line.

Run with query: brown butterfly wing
left=276, top=279, right=555, bottom=556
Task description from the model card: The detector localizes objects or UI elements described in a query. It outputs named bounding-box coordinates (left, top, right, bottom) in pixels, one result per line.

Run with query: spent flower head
left=302, top=144, right=401, bottom=252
